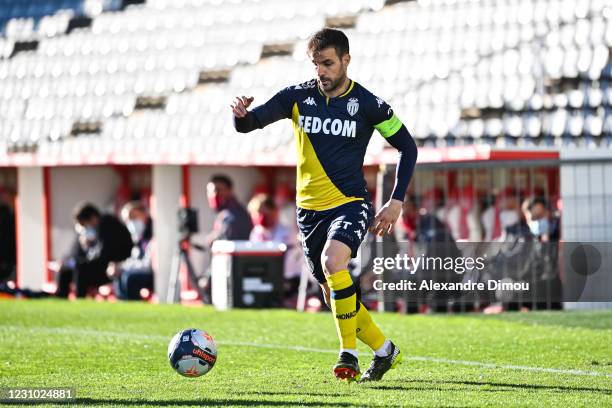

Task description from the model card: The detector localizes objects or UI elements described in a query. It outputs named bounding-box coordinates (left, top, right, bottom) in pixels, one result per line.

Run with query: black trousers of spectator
left=56, top=262, right=111, bottom=298
left=114, top=269, right=154, bottom=300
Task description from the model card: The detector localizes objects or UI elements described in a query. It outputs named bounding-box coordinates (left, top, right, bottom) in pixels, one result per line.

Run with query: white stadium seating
left=0, top=0, right=610, bottom=161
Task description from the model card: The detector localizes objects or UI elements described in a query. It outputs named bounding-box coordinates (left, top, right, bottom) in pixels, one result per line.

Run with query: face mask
left=127, top=219, right=145, bottom=241
left=499, top=210, right=519, bottom=227
left=208, top=195, right=226, bottom=211
left=528, top=218, right=549, bottom=236
left=84, top=227, right=97, bottom=242
left=254, top=213, right=274, bottom=228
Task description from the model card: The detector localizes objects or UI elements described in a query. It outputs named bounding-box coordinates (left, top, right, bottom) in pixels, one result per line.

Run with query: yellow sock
left=356, top=302, right=386, bottom=351
left=326, top=269, right=358, bottom=351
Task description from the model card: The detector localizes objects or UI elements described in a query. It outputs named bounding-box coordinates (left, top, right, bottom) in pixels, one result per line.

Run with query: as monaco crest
left=347, top=98, right=359, bottom=116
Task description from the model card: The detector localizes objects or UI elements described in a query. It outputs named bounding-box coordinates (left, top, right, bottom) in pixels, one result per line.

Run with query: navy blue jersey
left=247, top=79, right=404, bottom=211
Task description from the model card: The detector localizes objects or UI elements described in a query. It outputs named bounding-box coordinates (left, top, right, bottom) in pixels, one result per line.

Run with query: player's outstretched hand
left=369, top=199, right=403, bottom=237
left=230, top=96, right=254, bottom=118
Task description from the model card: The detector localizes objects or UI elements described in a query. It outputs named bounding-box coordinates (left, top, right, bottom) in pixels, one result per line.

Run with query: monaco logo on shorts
left=347, top=98, right=359, bottom=116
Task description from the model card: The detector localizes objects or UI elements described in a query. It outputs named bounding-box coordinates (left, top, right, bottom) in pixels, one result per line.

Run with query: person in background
left=201, top=175, right=253, bottom=301
left=248, top=193, right=292, bottom=243
left=204, top=174, right=253, bottom=246
left=274, top=184, right=297, bottom=233
left=56, top=202, right=133, bottom=298
left=526, top=196, right=560, bottom=242
left=420, top=188, right=446, bottom=223
left=247, top=193, right=302, bottom=303
left=481, top=187, right=520, bottom=241
left=495, top=188, right=524, bottom=241
left=0, top=190, right=16, bottom=282
left=482, top=194, right=533, bottom=313
left=524, top=196, right=562, bottom=309
left=108, top=201, right=154, bottom=300
left=400, top=194, right=419, bottom=241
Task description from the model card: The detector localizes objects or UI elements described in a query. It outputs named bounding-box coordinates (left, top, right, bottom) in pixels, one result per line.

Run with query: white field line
left=2, top=325, right=611, bottom=379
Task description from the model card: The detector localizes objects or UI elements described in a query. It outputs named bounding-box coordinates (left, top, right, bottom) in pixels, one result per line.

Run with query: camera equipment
left=178, top=207, right=199, bottom=236
left=167, top=207, right=208, bottom=303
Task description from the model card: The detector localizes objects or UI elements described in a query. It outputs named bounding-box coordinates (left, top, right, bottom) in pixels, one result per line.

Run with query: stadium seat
left=0, top=0, right=611, bottom=152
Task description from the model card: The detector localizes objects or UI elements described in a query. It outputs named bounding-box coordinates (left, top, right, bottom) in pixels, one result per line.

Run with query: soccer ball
left=167, top=328, right=218, bottom=377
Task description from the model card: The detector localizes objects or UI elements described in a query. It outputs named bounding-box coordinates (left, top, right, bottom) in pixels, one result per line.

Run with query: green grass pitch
left=0, top=299, right=611, bottom=407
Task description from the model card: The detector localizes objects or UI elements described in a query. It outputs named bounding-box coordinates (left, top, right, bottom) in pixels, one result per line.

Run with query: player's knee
left=321, top=251, right=348, bottom=276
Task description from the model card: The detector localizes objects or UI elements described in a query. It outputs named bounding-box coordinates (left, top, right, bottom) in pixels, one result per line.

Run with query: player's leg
left=320, top=281, right=386, bottom=354
left=322, top=280, right=401, bottom=382
left=321, top=239, right=360, bottom=381
left=323, top=200, right=402, bottom=381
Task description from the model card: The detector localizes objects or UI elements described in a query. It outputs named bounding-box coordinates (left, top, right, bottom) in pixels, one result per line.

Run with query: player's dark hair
left=210, top=174, right=233, bottom=190
left=307, top=28, right=350, bottom=58
left=73, top=202, right=100, bottom=223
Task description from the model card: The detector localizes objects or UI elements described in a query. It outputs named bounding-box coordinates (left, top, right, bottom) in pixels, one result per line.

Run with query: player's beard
left=320, top=66, right=347, bottom=93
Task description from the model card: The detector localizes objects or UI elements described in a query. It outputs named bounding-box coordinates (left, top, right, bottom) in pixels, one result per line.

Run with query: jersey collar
left=317, top=79, right=355, bottom=104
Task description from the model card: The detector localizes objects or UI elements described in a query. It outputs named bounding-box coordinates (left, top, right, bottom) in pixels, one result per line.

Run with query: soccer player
left=231, top=28, right=418, bottom=382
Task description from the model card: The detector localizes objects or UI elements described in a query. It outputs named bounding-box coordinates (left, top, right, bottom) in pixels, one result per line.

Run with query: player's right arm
left=231, top=87, right=294, bottom=133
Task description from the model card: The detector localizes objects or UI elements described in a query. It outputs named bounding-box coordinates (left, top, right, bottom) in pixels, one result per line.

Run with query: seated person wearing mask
left=204, top=174, right=253, bottom=246
left=526, top=197, right=560, bottom=242
left=56, top=202, right=133, bottom=298
left=108, top=201, right=154, bottom=300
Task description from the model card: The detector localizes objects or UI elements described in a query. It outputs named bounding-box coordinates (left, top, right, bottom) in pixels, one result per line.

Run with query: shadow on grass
left=234, top=390, right=352, bottom=398
left=3, top=397, right=360, bottom=406
left=368, top=379, right=612, bottom=394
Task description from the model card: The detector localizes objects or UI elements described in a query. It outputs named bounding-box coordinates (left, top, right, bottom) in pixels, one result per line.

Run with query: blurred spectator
left=274, top=184, right=297, bottom=233
left=109, top=201, right=154, bottom=300
left=248, top=194, right=291, bottom=243
left=483, top=196, right=535, bottom=313
left=482, top=193, right=563, bottom=313
left=495, top=187, right=523, bottom=241
left=411, top=197, right=463, bottom=312
left=523, top=196, right=562, bottom=309
left=420, top=187, right=446, bottom=222
left=526, top=196, right=560, bottom=242
left=416, top=196, right=454, bottom=243
left=201, top=175, right=252, bottom=302
left=0, top=191, right=16, bottom=282
left=56, top=202, right=133, bottom=298
left=446, top=186, right=483, bottom=241
left=204, top=174, right=252, bottom=246
left=247, top=193, right=302, bottom=304
left=400, top=194, right=418, bottom=241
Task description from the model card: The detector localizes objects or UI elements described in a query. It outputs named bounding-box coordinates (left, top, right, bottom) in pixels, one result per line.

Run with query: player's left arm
left=366, top=97, right=418, bottom=236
